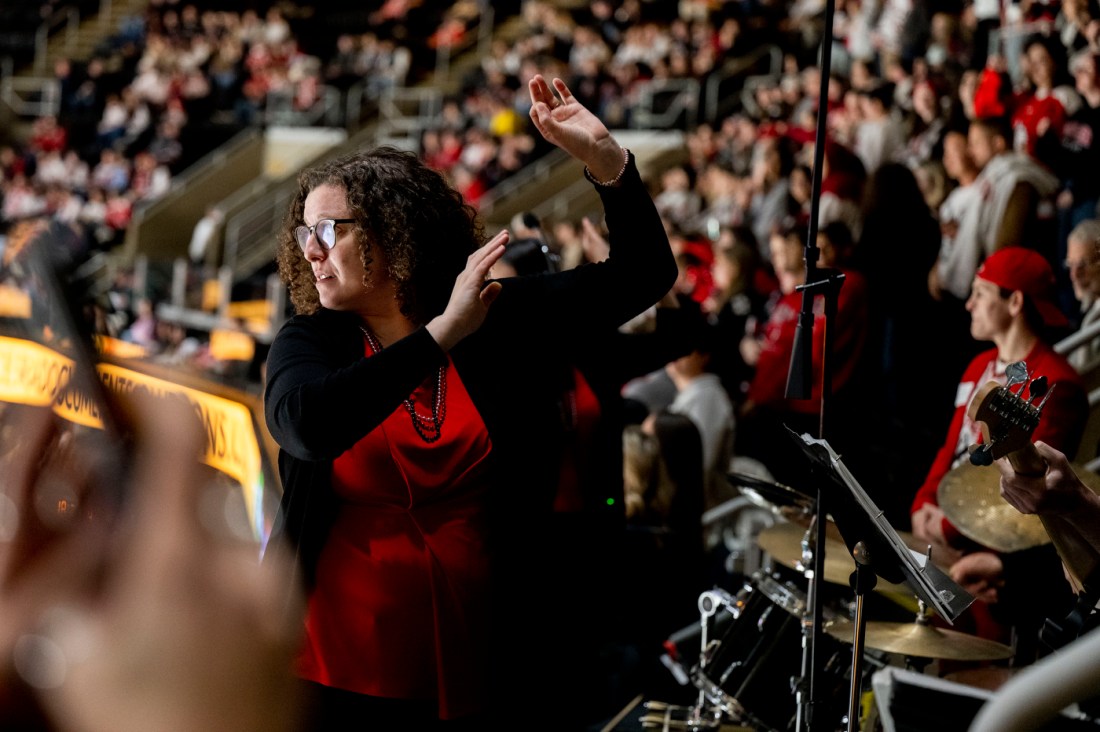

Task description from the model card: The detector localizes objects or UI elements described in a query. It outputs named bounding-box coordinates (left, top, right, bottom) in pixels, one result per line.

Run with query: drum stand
left=846, top=542, right=877, bottom=732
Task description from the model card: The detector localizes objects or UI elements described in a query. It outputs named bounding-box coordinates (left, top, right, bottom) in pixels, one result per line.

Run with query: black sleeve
left=487, top=151, right=677, bottom=338
left=264, top=315, right=446, bottom=461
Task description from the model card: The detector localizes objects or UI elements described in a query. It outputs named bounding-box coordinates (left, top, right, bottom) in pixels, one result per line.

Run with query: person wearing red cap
left=910, top=246, right=1087, bottom=657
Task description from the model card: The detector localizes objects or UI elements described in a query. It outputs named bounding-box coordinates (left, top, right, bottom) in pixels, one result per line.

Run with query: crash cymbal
left=824, top=618, right=1014, bottom=661
left=756, top=521, right=911, bottom=595
left=937, top=462, right=1049, bottom=552
left=729, top=471, right=814, bottom=519
left=937, top=462, right=1100, bottom=553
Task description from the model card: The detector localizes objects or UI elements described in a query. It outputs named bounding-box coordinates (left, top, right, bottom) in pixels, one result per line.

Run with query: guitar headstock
left=966, top=361, right=1051, bottom=467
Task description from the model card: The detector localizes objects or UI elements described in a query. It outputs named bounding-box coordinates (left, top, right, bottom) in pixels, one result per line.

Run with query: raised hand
left=427, top=230, right=508, bottom=351
left=527, top=74, right=626, bottom=183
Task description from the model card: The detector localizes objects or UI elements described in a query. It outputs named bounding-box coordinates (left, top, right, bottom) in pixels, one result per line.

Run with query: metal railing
left=262, top=85, right=343, bottom=128
left=0, top=61, right=60, bottom=118
left=631, top=78, right=700, bottom=130
left=433, top=3, right=494, bottom=81
left=34, top=5, right=80, bottom=73
left=376, top=85, right=442, bottom=150
left=222, top=184, right=296, bottom=276
left=128, top=127, right=262, bottom=232
left=708, top=44, right=783, bottom=122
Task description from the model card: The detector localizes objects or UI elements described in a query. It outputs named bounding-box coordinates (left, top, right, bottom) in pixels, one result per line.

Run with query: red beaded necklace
left=360, top=326, right=447, bottom=443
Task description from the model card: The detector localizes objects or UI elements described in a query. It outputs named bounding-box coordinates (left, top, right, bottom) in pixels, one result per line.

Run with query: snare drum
left=691, top=574, right=851, bottom=731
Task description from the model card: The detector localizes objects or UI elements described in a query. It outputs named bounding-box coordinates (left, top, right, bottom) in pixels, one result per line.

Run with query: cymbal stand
left=794, top=513, right=825, bottom=732
left=846, top=542, right=877, bottom=732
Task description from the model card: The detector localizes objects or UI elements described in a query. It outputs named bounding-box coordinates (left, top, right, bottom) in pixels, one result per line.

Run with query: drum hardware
left=756, top=521, right=912, bottom=597
left=728, top=471, right=815, bottom=521
left=638, top=700, right=725, bottom=731
left=846, top=542, right=876, bottom=732
left=785, top=431, right=979, bottom=732
left=824, top=601, right=1015, bottom=662
left=686, top=573, right=854, bottom=732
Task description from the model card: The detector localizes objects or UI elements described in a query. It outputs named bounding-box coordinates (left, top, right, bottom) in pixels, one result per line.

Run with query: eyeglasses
left=295, top=218, right=355, bottom=251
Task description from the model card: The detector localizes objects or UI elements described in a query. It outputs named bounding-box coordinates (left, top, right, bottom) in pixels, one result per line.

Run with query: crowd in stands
left=0, top=0, right=460, bottom=253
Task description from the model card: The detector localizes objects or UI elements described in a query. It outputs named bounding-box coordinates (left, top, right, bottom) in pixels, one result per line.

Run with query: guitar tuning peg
left=1005, top=361, right=1029, bottom=387
left=1029, top=375, right=1049, bottom=401
left=968, top=443, right=994, bottom=466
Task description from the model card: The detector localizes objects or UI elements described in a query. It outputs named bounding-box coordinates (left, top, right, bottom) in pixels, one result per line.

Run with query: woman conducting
left=263, top=75, right=676, bottom=729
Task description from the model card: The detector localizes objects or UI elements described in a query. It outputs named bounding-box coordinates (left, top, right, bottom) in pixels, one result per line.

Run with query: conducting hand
left=426, top=230, right=508, bottom=351
left=528, top=74, right=626, bottom=183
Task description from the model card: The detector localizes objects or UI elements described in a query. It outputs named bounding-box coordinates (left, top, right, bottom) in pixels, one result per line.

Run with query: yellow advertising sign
left=0, top=285, right=31, bottom=318
left=209, top=328, right=256, bottom=362
left=0, top=336, right=265, bottom=538
left=0, top=335, right=76, bottom=408
left=94, top=335, right=147, bottom=359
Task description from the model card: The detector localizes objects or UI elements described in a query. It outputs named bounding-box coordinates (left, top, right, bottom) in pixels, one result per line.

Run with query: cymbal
left=824, top=618, right=1014, bottom=660
left=757, top=521, right=911, bottom=595
left=937, top=462, right=1048, bottom=552
left=729, top=471, right=814, bottom=518
left=937, top=462, right=1100, bottom=553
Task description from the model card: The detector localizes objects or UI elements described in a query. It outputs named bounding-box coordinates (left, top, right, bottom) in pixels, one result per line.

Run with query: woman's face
left=1026, top=44, right=1054, bottom=88
left=300, top=183, right=393, bottom=316
left=912, top=82, right=937, bottom=120
left=789, top=167, right=811, bottom=204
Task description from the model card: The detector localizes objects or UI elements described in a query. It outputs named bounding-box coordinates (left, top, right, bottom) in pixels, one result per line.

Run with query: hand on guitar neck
left=968, top=376, right=1100, bottom=594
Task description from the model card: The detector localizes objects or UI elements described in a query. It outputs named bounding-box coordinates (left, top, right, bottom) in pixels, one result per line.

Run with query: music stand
left=785, top=428, right=975, bottom=730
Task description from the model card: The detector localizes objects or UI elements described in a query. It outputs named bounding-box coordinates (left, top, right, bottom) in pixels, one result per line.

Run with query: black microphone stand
left=787, top=0, right=843, bottom=729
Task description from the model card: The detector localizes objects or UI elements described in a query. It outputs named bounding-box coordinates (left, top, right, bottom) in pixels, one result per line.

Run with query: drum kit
left=647, top=462, right=1068, bottom=732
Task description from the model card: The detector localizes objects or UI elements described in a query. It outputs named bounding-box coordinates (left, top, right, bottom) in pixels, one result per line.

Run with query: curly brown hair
left=275, top=146, right=484, bottom=322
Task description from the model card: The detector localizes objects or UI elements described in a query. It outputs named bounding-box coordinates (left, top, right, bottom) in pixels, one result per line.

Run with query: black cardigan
left=263, top=155, right=676, bottom=588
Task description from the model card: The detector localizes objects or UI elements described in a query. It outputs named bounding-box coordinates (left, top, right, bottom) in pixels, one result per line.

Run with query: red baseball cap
left=975, top=247, right=1068, bottom=328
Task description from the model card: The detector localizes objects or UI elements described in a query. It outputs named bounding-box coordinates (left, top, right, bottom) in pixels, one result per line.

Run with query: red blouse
left=297, top=338, right=493, bottom=720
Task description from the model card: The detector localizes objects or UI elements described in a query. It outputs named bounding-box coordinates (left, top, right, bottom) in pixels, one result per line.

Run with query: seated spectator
left=653, top=163, right=702, bottom=232
left=737, top=219, right=869, bottom=488
left=702, top=225, right=777, bottom=406
left=665, top=323, right=735, bottom=513
left=122, top=297, right=158, bottom=349
left=1065, top=219, right=1100, bottom=371
left=975, top=35, right=1080, bottom=164
left=818, top=140, right=866, bottom=241
left=854, top=81, right=906, bottom=174
left=130, top=151, right=171, bottom=202
left=1039, top=49, right=1100, bottom=316
left=968, top=115, right=1060, bottom=260
left=90, top=148, right=130, bottom=194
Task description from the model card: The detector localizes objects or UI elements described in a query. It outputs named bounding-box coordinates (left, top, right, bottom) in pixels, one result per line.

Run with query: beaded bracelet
left=585, top=146, right=630, bottom=187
